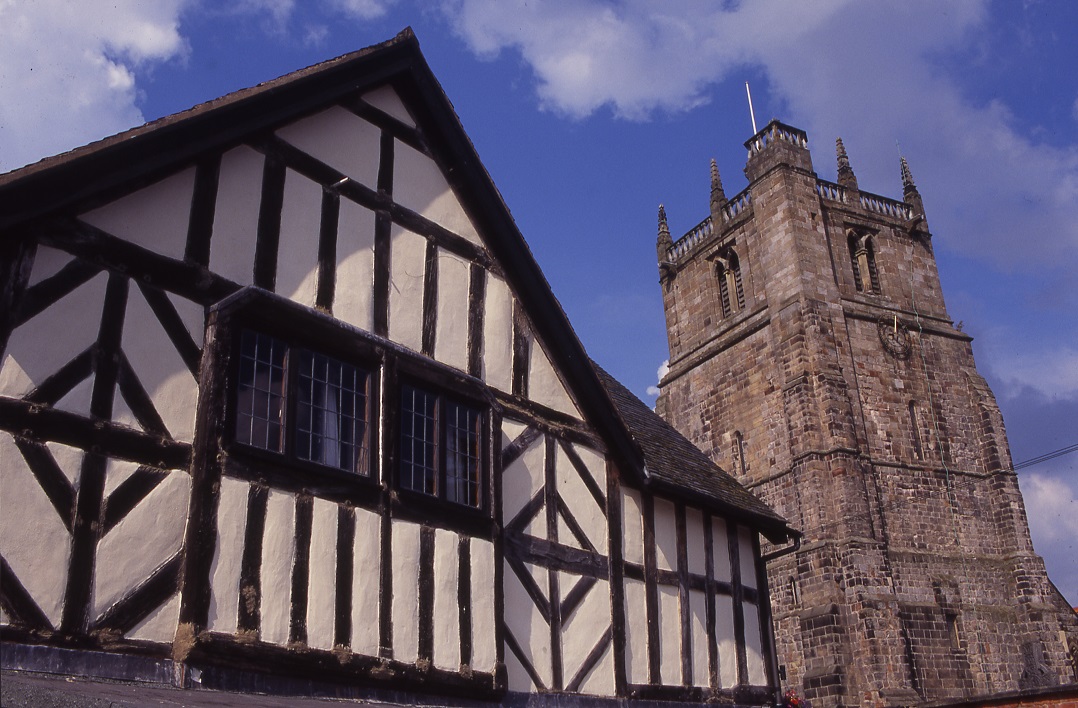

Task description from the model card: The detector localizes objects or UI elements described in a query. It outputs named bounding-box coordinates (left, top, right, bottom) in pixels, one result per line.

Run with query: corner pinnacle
left=836, top=137, right=858, bottom=191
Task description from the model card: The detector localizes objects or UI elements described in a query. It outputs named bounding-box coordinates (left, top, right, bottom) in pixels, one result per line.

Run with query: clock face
left=878, top=315, right=912, bottom=358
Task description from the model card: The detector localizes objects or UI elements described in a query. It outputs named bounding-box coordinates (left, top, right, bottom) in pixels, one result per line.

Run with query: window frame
left=228, top=327, right=378, bottom=484
left=395, top=375, right=490, bottom=514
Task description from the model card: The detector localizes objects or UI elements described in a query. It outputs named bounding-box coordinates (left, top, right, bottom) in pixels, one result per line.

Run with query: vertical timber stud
left=606, top=461, right=629, bottom=696
left=418, top=526, right=435, bottom=665
left=61, top=274, right=128, bottom=634
left=458, top=536, right=472, bottom=669
left=289, top=494, right=314, bottom=645
left=253, top=155, right=286, bottom=290
left=676, top=504, right=692, bottom=686
left=334, top=504, right=356, bottom=649
left=0, top=236, right=34, bottom=362
left=237, top=484, right=269, bottom=638
left=315, top=189, right=340, bottom=313
left=175, top=309, right=230, bottom=657
left=421, top=239, right=438, bottom=358
left=467, top=263, right=485, bottom=379
left=511, top=301, right=530, bottom=399
left=545, top=435, right=564, bottom=690
left=641, top=494, right=661, bottom=685
left=378, top=355, right=398, bottom=659
left=373, top=130, right=394, bottom=339
left=491, top=408, right=507, bottom=687
left=185, top=154, right=221, bottom=267
left=703, top=514, right=719, bottom=690
left=728, top=521, right=748, bottom=687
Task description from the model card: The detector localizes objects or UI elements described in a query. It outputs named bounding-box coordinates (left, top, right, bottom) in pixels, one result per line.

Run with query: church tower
left=655, top=121, right=1078, bottom=706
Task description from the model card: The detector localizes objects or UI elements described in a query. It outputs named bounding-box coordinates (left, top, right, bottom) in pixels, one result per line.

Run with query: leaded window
left=400, top=383, right=483, bottom=508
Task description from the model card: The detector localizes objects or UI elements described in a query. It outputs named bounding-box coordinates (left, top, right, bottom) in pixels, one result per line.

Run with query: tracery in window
left=716, top=248, right=745, bottom=317
left=848, top=230, right=881, bottom=294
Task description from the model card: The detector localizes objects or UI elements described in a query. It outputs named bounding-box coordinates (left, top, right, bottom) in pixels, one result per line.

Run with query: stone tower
left=655, top=120, right=1078, bottom=706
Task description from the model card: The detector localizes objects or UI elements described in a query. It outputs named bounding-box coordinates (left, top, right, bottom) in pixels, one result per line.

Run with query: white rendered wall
left=716, top=594, right=737, bottom=688
left=349, top=507, right=381, bottom=655
left=528, top=340, right=580, bottom=419
left=390, top=519, right=420, bottom=663
left=387, top=225, right=426, bottom=353
left=80, top=167, right=194, bottom=261
left=503, top=559, right=551, bottom=689
left=93, top=471, right=190, bottom=619
left=482, top=274, right=514, bottom=393
left=561, top=576, right=613, bottom=695
left=623, top=578, right=648, bottom=684
left=261, top=490, right=297, bottom=645
left=307, top=497, right=338, bottom=651
left=689, top=589, right=709, bottom=687
left=209, top=146, right=264, bottom=286
left=470, top=538, right=497, bottom=672
left=393, top=140, right=482, bottom=247
left=362, top=86, right=414, bottom=127
left=501, top=427, right=545, bottom=525
left=333, top=199, right=376, bottom=331
left=0, top=435, right=72, bottom=627
left=432, top=528, right=460, bottom=671
left=744, top=601, right=767, bottom=685
left=555, top=444, right=606, bottom=554
left=621, top=488, right=644, bottom=566
left=275, top=169, right=322, bottom=308
left=129, top=593, right=181, bottom=643
left=207, top=476, right=249, bottom=634
left=275, top=106, right=380, bottom=190
left=433, top=248, right=470, bottom=372
left=653, top=498, right=677, bottom=573
left=657, top=585, right=680, bottom=684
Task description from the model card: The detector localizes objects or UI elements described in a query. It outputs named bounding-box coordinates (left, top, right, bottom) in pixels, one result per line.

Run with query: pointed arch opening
left=716, top=248, right=745, bottom=317
left=848, top=230, right=880, bottom=294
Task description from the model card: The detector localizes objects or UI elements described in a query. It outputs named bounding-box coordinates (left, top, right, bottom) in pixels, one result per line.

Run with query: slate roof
left=593, top=365, right=793, bottom=542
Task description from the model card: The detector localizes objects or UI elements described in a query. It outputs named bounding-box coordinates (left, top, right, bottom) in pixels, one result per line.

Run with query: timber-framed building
left=0, top=30, right=798, bottom=705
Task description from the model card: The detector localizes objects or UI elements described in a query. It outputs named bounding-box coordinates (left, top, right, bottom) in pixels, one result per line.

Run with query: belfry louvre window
left=235, top=330, right=371, bottom=475
left=400, top=383, right=483, bottom=508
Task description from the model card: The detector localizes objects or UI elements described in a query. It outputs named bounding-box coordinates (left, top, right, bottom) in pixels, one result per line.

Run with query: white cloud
left=1019, top=468, right=1078, bottom=604
left=992, top=346, right=1078, bottom=401
left=332, top=0, right=397, bottom=20
left=646, top=359, right=669, bottom=397
left=440, top=0, right=1078, bottom=278
left=0, top=0, right=190, bottom=173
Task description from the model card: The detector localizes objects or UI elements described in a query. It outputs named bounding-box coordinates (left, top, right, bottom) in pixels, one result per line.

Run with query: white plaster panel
left=689, top=589, right=708, bottom=687
left=334, top=199, right=376, bottom=331
left=121, top=286, right=199, bottom=442
left=685, top=507, right=706, bottom=576
left=713, top=520, right=732, bottom=583
left=528, top=340, right=580, bottom=419
left=208, top=145, right=264, bottom=285
left=390, top=519, right=420, bottom=663
left=93, top=470, right=190, bottom=620
left=501, top=434, right=545, bottom=528
left=433, top=248, right=470, bottom=372
left=275, top=106, right=380, bottom=189
left=503, top=560, right=550, bottom=689
left=393, top=140, right=482, bottom=247
left=0, top=606, right=8, bottom=625
left=207, top=476, right=249, bottom=634
left=388, top=225, right=426, bottom=353
left=561, top=575, right=611, bottom=692
left=738, top=526, right=757, bottom=590
left=556, top=445, right=606, bottom=554
left=307, top=498, right=338, bottom=651
left=362, top=85, right=415, bottom=127
left=623, top=578, right=648, bottom=685
left=47, top=442, right=85, bottom=486
left=0, top=434, right=71, bottom=627
left=500, top=419, right=528, bottom=452
left=167, top=292, right=205, bottom=349
left=716, top=594, right=737, bottom=688
left=504, top=640, right=534, bottom=692
left=0, top=271, right=106, bottom=401
left=579, top=640, right=615, bottom=696
left=261, top=490, right=297, bottom=645
left=557, top=515, right=581, bottom=550
left=470, top=538, right=497, bottom=672
left=570, top=444, right=606, bottom=499
left=621, top=488, right=644, bottom=566
left=111, top=384, right=138, bottom=432
left=432, top=528, right=460, bottom=671
left=653, top=498, right=678, bottom=573
left=103, top=458, right=140, bottom=498
left=80, top=167, right=194, bottom=260
left=275, top=168, right=322, bottom=307
left=658, top=584, right=681, bottom=685
left=129, top=592, right=180, bottom=643
left=26, top=245, right=70, bottom=286
left=744, top=601, right=767, bottom=685
left=482, top=274, right=513, bottom=393
left=351, top=507, right=381, bottom=656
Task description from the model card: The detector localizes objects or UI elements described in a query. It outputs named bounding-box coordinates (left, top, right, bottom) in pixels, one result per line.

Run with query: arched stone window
left=716, top=249, right=745, bottom=317
left=733, top=430, right=748, bottom=476
left=848, top=230, right=881, bottom=294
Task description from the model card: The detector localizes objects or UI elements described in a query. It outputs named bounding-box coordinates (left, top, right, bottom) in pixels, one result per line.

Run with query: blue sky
left=1, top=0, right=1075, bottom=604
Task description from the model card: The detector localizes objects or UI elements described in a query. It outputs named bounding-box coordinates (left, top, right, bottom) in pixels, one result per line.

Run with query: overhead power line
left=1013, top=442, right=1078, bottom=471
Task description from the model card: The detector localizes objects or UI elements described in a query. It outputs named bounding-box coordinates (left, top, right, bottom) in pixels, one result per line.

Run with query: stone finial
left=709, top=158, right=728, bottom=216
left=836, top=137, right=859, bottom=191
left=900, top=156, right=925, bottom=217
left=657, top=203, right=672, bottom=250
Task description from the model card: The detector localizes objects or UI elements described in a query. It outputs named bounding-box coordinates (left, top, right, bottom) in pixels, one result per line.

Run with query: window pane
left=445, top=399, right=482, bottom=507
left=235, top=331, right=287, bottom=452
left=296, top=349, right=370, bottom=474
left=400, top=384, right=438, bottom=496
